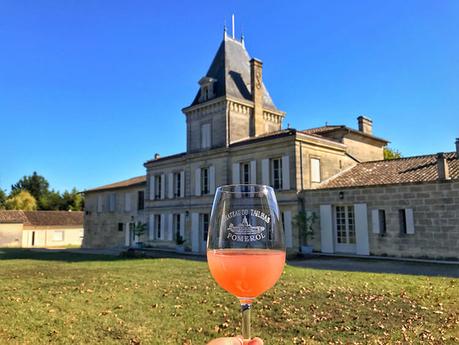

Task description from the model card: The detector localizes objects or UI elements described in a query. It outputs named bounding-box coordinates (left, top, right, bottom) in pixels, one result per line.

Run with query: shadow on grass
left=289, top=256, right=459, bottom=278
left=0, top=248, right=207, bottom=263
left=0, top=248, right=127, bottom=262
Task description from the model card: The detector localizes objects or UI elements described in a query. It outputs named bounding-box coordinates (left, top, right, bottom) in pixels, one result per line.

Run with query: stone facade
left=83, top=183, right=146, bottom=248
left=85, top=127, right=382, bottom=254
left=302, top=181, right=459, bottom=260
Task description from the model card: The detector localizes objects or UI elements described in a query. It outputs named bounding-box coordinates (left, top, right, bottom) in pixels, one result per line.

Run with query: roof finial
left=223, top=20, right=227, bottom=38
left=241, top=33, right=245, bottom=47
left=232, top=14, right=235, bottom=39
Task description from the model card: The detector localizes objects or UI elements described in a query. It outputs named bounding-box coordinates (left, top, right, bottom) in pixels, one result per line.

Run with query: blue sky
left=1, top=0, right=458, bottom=193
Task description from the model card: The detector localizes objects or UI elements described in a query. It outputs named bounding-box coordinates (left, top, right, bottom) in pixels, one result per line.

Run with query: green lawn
left=0, top=249, right=457, bottom=344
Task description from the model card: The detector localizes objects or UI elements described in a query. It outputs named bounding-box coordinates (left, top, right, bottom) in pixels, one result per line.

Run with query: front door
left=334, top=205, right=356, bottom=253
left=125, top=222, right=135, bottom=246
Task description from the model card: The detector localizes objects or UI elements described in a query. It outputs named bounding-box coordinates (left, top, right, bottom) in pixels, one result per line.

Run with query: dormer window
left=199, top=77, right=217, bottom=102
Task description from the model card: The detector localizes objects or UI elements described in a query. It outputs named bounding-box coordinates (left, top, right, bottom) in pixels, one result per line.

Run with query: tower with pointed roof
left=182, top=30, right=285, bottom=153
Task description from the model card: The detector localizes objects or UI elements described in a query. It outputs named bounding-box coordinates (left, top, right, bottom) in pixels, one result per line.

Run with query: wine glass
left=207, top=184, right=286, bottom=341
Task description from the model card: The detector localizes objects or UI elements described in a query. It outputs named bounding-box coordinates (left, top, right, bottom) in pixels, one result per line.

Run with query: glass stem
left=241, top=303, right=251, bottom=340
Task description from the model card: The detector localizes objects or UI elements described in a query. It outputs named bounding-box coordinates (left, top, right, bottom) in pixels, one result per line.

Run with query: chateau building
left=83, top=31, right=459, bottom=260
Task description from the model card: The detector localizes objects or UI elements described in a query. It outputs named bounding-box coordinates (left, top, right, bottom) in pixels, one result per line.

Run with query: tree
left=384, top=147, right=402, bottom=160
left=11, top=172, right=49, bottom=207
left=39, top=190, right=62, bottom=210
left=133, top=222, right=146, bottom=245
left=60, top=188, right=84, bottom=211
left=9, top=172, right=84, bottom=211
left=5, top=190, right=37, bottom=211
left=0, top=189, right=6, bottom=209
left=293, top=211, right=317, bottom=246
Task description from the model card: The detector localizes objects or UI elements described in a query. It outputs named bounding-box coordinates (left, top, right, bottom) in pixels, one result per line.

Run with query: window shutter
left=195, top=168, right=201, bottom=196
left=232, top=163, right=240, bottom=184
left=250, top=160, right=257, bottom=184
left=180, top=213, right=185, bottom=237
left=261, top=159, right=270, bottom=185
left=282, top=155, right=290, bottom=190
left=283, top=210, right=293, bottom=248
left=131, top=193, right=135, bottom=212
left=97, top=195, right=103, bottom=212
left=160, top=214, right=166, bottom=240
left=124, top=193, right=131, bottom=212
left=160, top=174, right=165, bottom=200
left=191, top=213, right=199, bottom=252
left=167, top=214, right=173, bottom=241
left=125, top=222, right=131, bottom=246
left=371, top=209, right=380, bottom=234
left=167, top=173, right=173, bottom=199
left=320, top=205, right=334, bottom=253
left=149, top=215, right=154, bottom=240
left=405, top=208, right=415, bottom=234
left=209, top=166, right=216, bottom=194
left=354, top=203, right=370, bottom=255
left=149, top=176, right=155, bottom=200
left=180, top=171, right=185, bottom=198
left=207, top=124, right=211, bottom=148
left=311, top=158, right=321, bottom=183
left=109, top=194, right=115, bottom=212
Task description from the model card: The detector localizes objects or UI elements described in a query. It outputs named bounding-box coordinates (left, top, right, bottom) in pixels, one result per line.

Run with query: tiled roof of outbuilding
left=84, top=175, right=146, bottom=193
left=0, top=210, right=83, bottom=226
left=0, top=210, right=28, bottom=224
left=318, top=152, right=459, bottom=189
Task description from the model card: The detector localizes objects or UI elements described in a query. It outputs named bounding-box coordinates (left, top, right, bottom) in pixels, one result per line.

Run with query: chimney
left=437, top=152, right=450, bottom=180
left=154, top=153, right=160, bottom=160
left=357, top=116, right=373, bottom=135
left=456, top=138, right=459, bottom=157
left=250, top=58, right=264, bottom=137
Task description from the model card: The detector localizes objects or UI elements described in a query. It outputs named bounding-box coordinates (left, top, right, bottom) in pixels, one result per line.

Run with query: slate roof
left=84, top=175, right=146, bottom=193
left=318, top=152, right=459, bottom=189
left=0, top=210, right=83, bottom=226
left=189, top=36, right=279, bottom=111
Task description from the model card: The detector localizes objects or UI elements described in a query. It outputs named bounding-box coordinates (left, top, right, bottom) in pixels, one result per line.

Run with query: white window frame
left=335, top=205, right=356, bottom=245
left=52, top=231, right=64, bottom=241
left=174, top=172, right=182, bottom=198
left=154, top=175, right=162, bottom=199
left=201, top=167, right=210, bottom=195
left=200, top=213, right=209, bottom=243
left=174, top=213, right=181, bottom=239
left=271, top=158, right=283, bottom=190
left=154, top=214, right=162, bottom=240
left=240, top=162, right=250, bottom=184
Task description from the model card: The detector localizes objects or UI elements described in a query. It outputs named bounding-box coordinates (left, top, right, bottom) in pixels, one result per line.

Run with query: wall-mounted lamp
left=130, top=216, right=135, bottom=221
left=338, top=191, right=344, bottom=200
left=185, top=210, right=189, bottom=218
